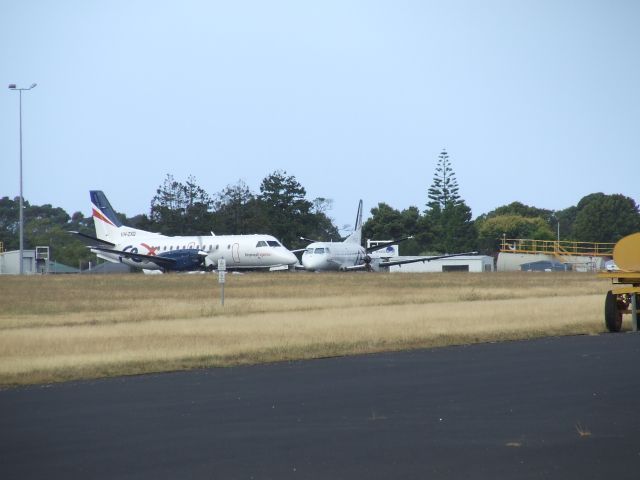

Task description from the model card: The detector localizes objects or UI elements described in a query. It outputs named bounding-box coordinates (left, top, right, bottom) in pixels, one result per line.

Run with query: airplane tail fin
left=91, top=190, right=123, bottom=243
left=344, top=199, right=363, bottom=245
left=90, top=190, right=155, bottom=243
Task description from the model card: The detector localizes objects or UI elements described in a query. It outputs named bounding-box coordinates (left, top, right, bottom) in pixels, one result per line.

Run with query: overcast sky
left=1, top=0, right=638, bottom=234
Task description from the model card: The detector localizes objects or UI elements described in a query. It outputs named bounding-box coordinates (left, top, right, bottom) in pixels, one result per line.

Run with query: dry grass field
left=0, top=271, right=614, bottom=386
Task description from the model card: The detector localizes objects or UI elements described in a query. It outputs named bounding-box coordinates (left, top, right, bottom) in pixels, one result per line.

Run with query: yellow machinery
left=598, top=233, right=640, bottom=332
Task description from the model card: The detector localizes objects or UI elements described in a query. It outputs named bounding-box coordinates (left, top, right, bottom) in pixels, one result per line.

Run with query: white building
left=389, top=255, right=494, bottom=273
left=0, top=247, right=50, bottom=274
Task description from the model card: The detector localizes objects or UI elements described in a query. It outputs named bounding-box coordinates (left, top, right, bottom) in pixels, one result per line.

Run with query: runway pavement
left=1, top=334, right=640, bottom=479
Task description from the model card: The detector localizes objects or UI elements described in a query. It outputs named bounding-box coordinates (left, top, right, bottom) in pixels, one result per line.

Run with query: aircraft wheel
left=605, top=290, right=623, bottom=332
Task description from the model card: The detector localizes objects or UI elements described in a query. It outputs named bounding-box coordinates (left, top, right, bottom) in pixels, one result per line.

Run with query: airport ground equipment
left=598, top=233, right=640, bottom=332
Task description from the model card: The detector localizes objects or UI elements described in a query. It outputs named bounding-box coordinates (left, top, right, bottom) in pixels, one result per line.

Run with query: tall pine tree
left=424, top=149, right=476, bottom=253
left=427, top=150, right=461, bottom=211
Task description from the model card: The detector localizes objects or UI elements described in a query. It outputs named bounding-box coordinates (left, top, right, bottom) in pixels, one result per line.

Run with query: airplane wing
left=90, top=246, right=178, bottom=268
left=69, top=230, right=116, bottom=247
left=378, top=252, right=478, bottom=268
left=341, top=252, right=478, bottom=271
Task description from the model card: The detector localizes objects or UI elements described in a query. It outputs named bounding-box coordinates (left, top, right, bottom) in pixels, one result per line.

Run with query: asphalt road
left=2, top=334, right=640, bottom=479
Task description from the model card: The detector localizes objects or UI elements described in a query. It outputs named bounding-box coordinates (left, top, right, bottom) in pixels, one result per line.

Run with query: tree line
left=1, top=155, right=639, bottom=268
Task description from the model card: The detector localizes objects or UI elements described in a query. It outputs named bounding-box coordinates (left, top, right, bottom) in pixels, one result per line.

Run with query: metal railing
left=500, top=238, right=615, bottom=257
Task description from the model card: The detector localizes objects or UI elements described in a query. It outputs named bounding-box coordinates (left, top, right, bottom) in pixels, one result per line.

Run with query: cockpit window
left=256, top=241, right=268, bottom=247
left=267, top=240, right=281, bottom=247
left=305, top=248, right=314, bottom=254
left=314, top=248, right=325, bottom=254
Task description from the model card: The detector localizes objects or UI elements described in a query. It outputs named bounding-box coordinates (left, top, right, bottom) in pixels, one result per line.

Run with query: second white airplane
left=300, top=200, right=476, bottom=271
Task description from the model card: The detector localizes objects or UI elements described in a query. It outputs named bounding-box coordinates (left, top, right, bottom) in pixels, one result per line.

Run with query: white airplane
left=300, top=200, right=477, bottom=271
left=72, top=190, right=298, bottom=273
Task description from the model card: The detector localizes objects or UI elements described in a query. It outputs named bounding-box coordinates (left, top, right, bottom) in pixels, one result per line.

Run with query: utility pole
left=8, top=83, right=37, bottom=274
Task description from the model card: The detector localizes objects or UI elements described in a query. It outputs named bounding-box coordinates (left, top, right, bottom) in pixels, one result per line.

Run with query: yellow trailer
left=598, top=233, right=640, bottom=332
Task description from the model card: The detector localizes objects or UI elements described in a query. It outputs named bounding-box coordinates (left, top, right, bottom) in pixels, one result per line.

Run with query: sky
left=1, top=0, right=639, bottom=233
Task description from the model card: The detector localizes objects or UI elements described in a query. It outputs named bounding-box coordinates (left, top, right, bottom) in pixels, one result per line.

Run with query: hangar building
left=0, top=248, right=42, bottom=274
left=0, top=247, right=78, bottom=274
left=389, top=255, right=494, bottom=273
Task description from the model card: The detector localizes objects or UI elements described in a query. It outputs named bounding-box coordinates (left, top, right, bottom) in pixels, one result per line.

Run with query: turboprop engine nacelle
left=367, top=257, right=390, bottom=272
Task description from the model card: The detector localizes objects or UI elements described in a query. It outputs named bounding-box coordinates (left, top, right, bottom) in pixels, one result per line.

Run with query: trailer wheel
left=605, top=290, right=623, bottom=332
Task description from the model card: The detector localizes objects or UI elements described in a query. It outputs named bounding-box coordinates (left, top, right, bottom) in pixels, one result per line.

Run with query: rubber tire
left=605, top=290, right=623, bottom=332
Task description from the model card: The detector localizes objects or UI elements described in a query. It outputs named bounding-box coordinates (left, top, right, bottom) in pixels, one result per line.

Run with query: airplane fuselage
left=301, top=241, right=368, bottom=271
left=94, top=232, right=298, bottom=271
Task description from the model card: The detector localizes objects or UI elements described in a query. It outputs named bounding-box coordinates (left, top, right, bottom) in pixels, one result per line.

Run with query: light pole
left=8, top=83, right=37, bottom=275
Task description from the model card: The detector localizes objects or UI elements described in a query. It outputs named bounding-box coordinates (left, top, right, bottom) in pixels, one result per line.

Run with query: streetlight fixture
left=8, top=82, right=37, bottom=275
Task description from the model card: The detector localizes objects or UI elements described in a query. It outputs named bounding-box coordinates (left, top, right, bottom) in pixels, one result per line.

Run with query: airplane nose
left=284, top=250, right=298, bottom=265
left=301, top=254, right=318, bottom=271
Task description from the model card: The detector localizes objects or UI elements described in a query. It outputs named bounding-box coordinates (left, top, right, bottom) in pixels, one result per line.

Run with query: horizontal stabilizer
left=299, top=236, right=322, bottom=244
left=366, top=236, right=414, bottom=254
left=69, top=230, right=116, bottom=247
